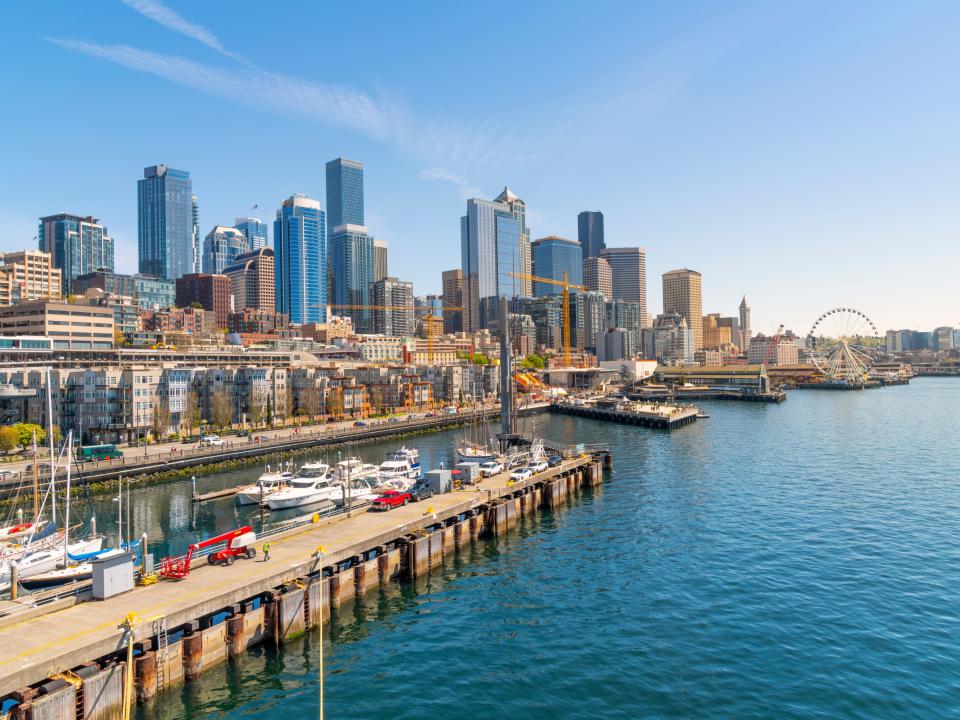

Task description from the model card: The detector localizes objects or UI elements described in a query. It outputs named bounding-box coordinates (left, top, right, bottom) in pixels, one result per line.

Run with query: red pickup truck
left=370, top=490, right=412, bottom=511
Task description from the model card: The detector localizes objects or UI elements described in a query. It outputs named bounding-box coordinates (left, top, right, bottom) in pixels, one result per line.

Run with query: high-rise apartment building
left=325, top=158, right=365, bottom=229
left=582, top=256, right=613, bottom=299
left=577, top=211, right=605, bottom=259
left=330, top=224, right=374, bottom=332
left=702, top=313, right=733, bottom=349
left=0, top=250, right=63, bottom=304
left=175, top=273, right=231, bottom=328
left=460, top=194, right=524, bottom=332
left=202, top=226, right=249, bottom=275
left=531, top=236, right=582, bottom=296
left=739, top=296, right=751, bottom=350
left=600, top=247, right=647, bottom=323
left=493, top=188, right=532, bottom=297
left=234, top=217, right=268, bottom=250
left=223, top=247, right=275, bottom=311
left=373, top=239, right=388, bottom=282
left=274, top=194, right=325, bottom=325
left=652, top=312, right=695, bottom=365
left=38, top=214, right=114, bottom=292
left=441, top=269, right=463, bottom=334
left=662, top=268, right=703, bottom=350
left=138, top=165, right=197, bottom=280
left=372, top=276, right=415, bottom=337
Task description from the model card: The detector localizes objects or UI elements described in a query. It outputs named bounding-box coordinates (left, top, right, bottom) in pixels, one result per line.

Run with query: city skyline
left=1, top=2, right=958, bottom=331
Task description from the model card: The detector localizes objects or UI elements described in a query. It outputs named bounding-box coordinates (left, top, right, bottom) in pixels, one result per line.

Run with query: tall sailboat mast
left=45, top=367, right=56, bottom=527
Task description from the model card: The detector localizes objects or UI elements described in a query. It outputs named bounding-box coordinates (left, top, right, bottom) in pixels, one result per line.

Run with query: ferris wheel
left=806, top=308, right=880, bottom=384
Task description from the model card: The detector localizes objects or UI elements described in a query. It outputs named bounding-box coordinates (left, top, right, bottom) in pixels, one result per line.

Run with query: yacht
left=333, top=458, right=378, bottom=482
left=377, top=447, right=421, bottom=487
left=333, top=475, right=382, bottom=506
left=236, top=466, right=295, bottom=506
left=266, top=475, right=342, bottom=510
left=297, top=461, right=330, bottom=479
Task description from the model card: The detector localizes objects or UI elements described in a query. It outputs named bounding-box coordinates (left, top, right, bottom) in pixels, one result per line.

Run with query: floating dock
left=551, top=401, right=699, bottom=428
left=0, top=450, right=609, bottom=717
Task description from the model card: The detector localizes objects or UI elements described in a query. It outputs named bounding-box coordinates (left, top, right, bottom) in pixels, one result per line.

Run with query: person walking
left=262, top=541, right=271, bottom=562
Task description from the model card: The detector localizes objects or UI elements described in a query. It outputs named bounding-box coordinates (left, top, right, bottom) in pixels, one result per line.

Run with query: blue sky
left=1, top=0, right=957, bottom=333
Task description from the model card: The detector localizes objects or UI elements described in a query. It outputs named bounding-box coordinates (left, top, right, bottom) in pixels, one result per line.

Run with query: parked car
left=409, top=480, right=435, bottom=502
left=529, top=460, right=548, bottom=473
left=236, top=429, right=250, bottom=438
left=200, top=434, right=225, bottom=447
left=479, top=461, right=504, bottom=477
left=0, top=470, right=17, bottom=480
left=510, top=467, right=533, bottom=481
left=388, top=417, right=402, bottom=424
left=547, top=455, right=563, bottom=467
left=370, top=489, right=412, bottom=511
left=353, top=420, right=368, bottom=427
left=181, top=435, right=200, bottom=444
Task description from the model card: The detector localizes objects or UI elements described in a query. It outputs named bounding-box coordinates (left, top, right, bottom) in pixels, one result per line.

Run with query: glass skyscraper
left=38, top=213, right=114, bottom=293
left=330, top=224, right=374, bottom=332
left=325, top=158, right=364, bottom=229
left=578, top=211, right=605, bottom=259
left=531, top=235, right=583, bottom=296
left=460, top=196, right=523, bottom=331
left=202, top=226, right=249, bottom=274
left=234, top=217, right=268, bottom=250
left=274, top=194, right=325, bottom=324
left=137, top=165, right=197, bottom=280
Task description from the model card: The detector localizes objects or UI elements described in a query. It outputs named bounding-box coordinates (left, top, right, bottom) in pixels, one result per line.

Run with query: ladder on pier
left=153, top=616, right=168, bottom=693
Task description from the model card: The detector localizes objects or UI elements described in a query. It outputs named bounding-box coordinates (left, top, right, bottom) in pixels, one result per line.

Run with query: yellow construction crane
left=329, top=303, right=463, bottom=363
left=508, top=271, right=584, bottom=367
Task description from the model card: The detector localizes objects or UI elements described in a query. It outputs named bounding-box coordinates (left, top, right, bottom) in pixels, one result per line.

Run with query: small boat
left=455, top=442, right=498, bottom=464
left=18, top=547, right=127, bottom=591
left=0, top=520, right=47, bottom=542
left=333, top=459, right=378, bottom=482
left=236, top=466, right=295, bottom=505
left=333, top=475, right=382, bottom=506
left=456, top=385, right=498, bottom=463
left=267, top=476, right=341, bottom=510
left=0, top=536, right=104, bottom=592
left=378, top=447, right=421, bottom=485
left=696, top=411, right=710, bottom=419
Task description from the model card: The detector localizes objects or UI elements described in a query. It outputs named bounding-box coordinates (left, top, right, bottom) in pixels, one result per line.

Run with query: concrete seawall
left=0, top=451, right=608, bottom=718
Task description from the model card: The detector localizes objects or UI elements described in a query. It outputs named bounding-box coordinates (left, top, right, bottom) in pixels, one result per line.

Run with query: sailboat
left=455, top=383, right=498, bottom=464
left=0, top=432, right=48, bottom=543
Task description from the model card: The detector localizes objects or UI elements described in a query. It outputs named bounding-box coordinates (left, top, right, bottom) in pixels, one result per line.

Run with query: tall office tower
left=739, top=296, right=751, bottom=350
left=441, top=268, right=463, bottom=333
left=580, top=290, right=607, bottom=350
left=325, top=157, right=364, bottom=229
left=330, top=224, right=374, bottom=332
left=0, top=250, right=62, bottom=303
left=223, top=247, right=275, bottom=311
left=600, top=247, right=647, bottom=322
left=530, top=236, right=582, bottom=297
left=662, top=268, right=703, bottom=350
left=234, top=217, right=269, bottom=251
left=460, top=195, right=525, bottom=332
left=202, top=226, right=249, bottom=274
left=373, top=239, right=388, bottom=281
left=274, top=194, right=325, bottom=324
left=577, top=211, right=605, bottom=259
left=582, top=256, right=613, bottom=299
left=372, top=276, right=415, bottom=336
left=493, top=188, right=531, bottom=297
left=38, top=214, right=114, bottom=293
left=138, top=165, right=196, bottom=280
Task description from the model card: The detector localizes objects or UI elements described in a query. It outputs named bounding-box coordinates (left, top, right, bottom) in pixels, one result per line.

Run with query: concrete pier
left=552, top=401, right=698, bottom=428
left=0, top=451, right=608, bottom=713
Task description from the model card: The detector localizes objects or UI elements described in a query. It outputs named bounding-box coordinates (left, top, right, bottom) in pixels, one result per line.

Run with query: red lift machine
left=160, top=526, right=257, bottom=579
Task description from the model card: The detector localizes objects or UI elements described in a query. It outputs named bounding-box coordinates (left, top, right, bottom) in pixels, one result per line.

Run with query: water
left=135, top=379, right=960, bottom=719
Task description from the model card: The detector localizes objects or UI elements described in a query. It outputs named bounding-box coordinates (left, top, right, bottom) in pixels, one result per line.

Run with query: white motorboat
left=236, top=467, right=295, bottom=505
left=334, top=459, right=378, bottom=482
left=267, top=476, right=341, bottom=510
left=333, top=475, right=382, bottom=506
left=297, top=461, right=330, bottom=478
left=378, top=447, right=421, bottom=485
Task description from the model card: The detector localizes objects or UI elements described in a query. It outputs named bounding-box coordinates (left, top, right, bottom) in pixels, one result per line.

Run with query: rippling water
left=136, top=379, right=960, bottom=719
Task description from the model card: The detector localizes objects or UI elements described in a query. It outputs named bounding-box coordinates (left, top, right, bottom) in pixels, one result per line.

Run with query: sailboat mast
left=46, top=367, right=56, bottom=526
left=63, top=431, right=73, bottom=565
left=31, top=431, right=38, bottom=522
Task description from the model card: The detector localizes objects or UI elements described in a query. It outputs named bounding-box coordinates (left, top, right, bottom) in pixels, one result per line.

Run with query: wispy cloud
left=50, top=40, right=401, bottom=142
left=418, top=167, right=482, bottom=200
left=120, top=0, right=244, bottom=62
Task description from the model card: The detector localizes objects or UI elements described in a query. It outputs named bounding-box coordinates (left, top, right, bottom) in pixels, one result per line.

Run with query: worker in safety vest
left=263, top=541, right=271, bottom=561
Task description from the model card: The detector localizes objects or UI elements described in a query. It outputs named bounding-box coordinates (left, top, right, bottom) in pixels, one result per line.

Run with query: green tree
left=520, top=353, right=545, bottom=370
left=13, top=423, right=46, bottom=448
left=472, top=354, right=490, bottom=366
left=0, top=426, right=19, bottom=453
